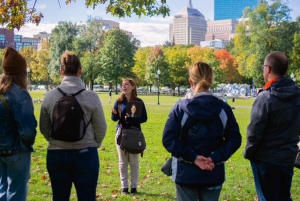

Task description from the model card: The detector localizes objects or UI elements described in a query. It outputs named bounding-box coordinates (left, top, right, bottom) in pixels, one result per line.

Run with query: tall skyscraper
left=169, top=0, right=206, bottom=45
left=214, top=0, right=259, bottom=20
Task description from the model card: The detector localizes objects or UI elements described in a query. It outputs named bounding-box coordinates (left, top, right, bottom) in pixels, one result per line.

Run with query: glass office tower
left=214, top=0, right=259, bottom=20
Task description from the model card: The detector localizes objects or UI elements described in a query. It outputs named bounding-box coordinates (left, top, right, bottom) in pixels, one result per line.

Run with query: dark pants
left=251, top=160, right=293, bottom=201
left=47, top=147, right=99, bottom=201
left=176, top=183, right=221, bottom=201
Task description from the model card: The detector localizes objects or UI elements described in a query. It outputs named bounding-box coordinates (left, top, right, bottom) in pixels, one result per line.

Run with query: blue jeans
left=47, top=147, right=99, bottom=201
left=0, top=152, right=31, bottom=201
left=251, top=160, right=293, bottom=201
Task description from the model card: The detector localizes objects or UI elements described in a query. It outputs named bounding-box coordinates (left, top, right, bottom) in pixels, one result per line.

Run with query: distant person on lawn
left=244, top=51, right=300, bottom=201
left=40, top=50, right=107, bottom=201
left=0, top=46, right=37, bottom=201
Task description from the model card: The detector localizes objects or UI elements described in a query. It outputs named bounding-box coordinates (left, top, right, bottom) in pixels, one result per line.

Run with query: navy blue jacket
left=244, top=77, right=300, bottom=166
left=111, top=97, right=147, bottom=130
left=162, top=93, right=241, bottom=185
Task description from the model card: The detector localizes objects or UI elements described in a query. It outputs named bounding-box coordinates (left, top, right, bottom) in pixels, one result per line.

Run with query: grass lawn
left=27, top=91, right=300, bottom=201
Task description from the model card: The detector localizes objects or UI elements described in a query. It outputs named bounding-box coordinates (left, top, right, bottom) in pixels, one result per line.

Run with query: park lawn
left=27, top=91, right=300, bottom=201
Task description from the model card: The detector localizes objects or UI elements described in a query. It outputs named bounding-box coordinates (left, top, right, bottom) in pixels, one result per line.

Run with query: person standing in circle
left=162, top=61, right=241, bottom=201
left=0, top=46, right=37, bottom=201
left=111, top=78, right=147, bottom=195
left=40, top=50, right=107, bottom=201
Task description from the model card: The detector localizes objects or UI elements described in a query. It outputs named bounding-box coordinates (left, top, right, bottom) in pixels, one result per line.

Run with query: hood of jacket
left=178, top=92, right=224, bottom=121
left=269, top=77, right=300, bottom=101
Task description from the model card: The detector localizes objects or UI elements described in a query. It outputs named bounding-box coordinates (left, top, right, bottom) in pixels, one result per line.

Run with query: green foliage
left=164, top=45, right=190, bottom=87
left=0, top=48, right=3, bottom=74
left=0, top=0, right=169, bottom=30
left=232, top=0, right=298, bottom=86
left=290, top=18, right=300, bottom=81
left=133, top=47, right=152, bottom=86
left=99, top=28, right=136, bottom=91
left=49, top=21, right=79, bottom=80
left=73, top=16, right=105, bottom=89
left=145, top=46, right=169, bottom=87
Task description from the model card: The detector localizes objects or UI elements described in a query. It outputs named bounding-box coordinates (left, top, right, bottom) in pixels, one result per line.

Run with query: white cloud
left=14, top=23, right=57, bottom=37
left=120, top=22, right=169, bottom=47
left=149, top=16, right=173, bottom=23
left=13, top=21, right=170, bottom=47
left=36, top=4, right=46, bottom=9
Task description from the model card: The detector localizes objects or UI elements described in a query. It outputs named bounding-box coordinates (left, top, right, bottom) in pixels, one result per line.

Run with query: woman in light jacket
left=162, top=61, right=241, bottom=201
left=111, top=78, right=147, bottom=195
left=0, top=46, right=37, bottom=201
left=40, top=50, right=107, bottom=201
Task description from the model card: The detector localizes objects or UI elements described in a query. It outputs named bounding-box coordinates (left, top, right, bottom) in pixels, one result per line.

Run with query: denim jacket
left=0, top=83, right=37, bottom=155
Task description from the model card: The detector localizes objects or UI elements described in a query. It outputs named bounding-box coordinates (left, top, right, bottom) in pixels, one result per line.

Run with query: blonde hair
left=189, top=61, right=213, bottom=95
left=60, top=50, right=81, bottom=76
left=0, top=71, right=28, bottom=93
left=117, top=78, right=137, bottom=102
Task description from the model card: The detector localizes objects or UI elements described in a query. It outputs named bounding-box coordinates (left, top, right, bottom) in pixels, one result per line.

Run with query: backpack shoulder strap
left=73, top=89, right=86, bottom=96
left=57, top=87, right=85, bottom=97
left=57, top=87, right=66, bottom=96
left=0, top=94, right=10, bottom=111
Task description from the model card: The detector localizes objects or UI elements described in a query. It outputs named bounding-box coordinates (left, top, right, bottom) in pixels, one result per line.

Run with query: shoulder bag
left=117, top=102, right=146, bottom=156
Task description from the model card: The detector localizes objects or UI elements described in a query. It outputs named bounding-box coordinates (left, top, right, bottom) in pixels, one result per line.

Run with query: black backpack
left=51, top=87, right=91, bottom=142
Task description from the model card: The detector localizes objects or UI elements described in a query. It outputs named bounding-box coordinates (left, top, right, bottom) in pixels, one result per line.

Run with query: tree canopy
left=231, top=0, right=299, bottom=86
left=0, top=0, right=170, bottom=30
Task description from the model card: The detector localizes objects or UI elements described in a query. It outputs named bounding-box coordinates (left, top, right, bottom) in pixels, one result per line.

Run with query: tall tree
left=30, top=40, right=54, bottom=85
left=214, top=49, right=244, bottom=84
left=233, top=0, right=294, bottom=86
left=73, top=16, right=105, bottom=89
left=0, top=48, right=4, bottom=74
left=164, top=45, right=189, bottom=90
left=48, top=21, right=79, bottom=80
left=99, top=28, right=136, bottom=92
left=187, top=46, right=220, bottom=85
left=133, top=47, right=152, bottom=86
left=0, top=0, right=169, bottom=30
left=145, top=46, right=169, bottom=90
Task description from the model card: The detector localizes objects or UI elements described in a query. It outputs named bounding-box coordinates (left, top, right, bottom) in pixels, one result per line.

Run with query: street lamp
left=27, top=68, right=31, bottom=91
left=156, top=69, right=161, bottom=105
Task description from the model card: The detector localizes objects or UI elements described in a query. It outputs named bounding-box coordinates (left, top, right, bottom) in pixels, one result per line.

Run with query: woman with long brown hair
left=0, top=46, right=37, bottom=201
left=111, top=78, right=147, bottom=195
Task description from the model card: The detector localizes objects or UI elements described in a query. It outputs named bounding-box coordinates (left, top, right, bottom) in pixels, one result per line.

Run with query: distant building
left=95, top=19, right=119, bottom=30
left=0, top=28, right=15, bottom=49
left=34, top=31, right=51, bottom=50
left=169, top=0, right=207, bottom=45
left=205, top=19, right=240, bottom=41
left=33, top=31, right=51, bottom=40
left=214, top=0, right=259, bottom=20
left=0, top=28, right=48, bottom=51
left=200, top=39, right=228, bottom=49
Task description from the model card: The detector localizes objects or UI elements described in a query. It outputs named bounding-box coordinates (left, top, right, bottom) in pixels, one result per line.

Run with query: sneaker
left=121, top=188, right=129, bottom=194
left=131, top=188, right=137, bottom=195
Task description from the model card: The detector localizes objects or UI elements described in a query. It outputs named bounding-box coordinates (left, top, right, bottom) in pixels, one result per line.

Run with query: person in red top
left=244, top=51, right=300, bottom=201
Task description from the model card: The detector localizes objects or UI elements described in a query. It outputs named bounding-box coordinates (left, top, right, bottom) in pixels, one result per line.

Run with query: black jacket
left=162, top=93, right=241, bottom=185
left=244, top=77, right=300, bottom=166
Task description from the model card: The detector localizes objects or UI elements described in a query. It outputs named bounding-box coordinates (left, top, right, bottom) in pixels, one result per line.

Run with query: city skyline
left=13, top=0, right=300, bottom=47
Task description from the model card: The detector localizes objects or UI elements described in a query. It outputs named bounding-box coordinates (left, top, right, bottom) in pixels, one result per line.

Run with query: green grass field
left=27, top=91, right=300, bottom=201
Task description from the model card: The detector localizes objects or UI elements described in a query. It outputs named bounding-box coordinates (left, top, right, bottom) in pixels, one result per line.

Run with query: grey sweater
left=39, top=76, right=107, bottom=150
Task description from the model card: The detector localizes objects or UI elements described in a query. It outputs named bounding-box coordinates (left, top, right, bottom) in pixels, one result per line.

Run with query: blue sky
left=15, top=0, right=300, bottom=47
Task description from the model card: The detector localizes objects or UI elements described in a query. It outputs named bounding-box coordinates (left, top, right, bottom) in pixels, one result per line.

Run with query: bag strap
left=0, top=94, right=10, bottom=111
left=57, top=87, right=85, bottom=97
